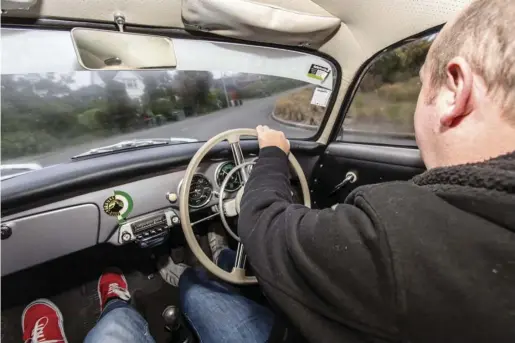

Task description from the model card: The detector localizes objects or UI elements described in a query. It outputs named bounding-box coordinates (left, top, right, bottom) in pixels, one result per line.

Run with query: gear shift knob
left=162, top=305, right=180, bottom=331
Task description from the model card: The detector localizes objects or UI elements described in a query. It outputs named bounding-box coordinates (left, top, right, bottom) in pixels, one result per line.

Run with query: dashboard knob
left=1, top=225, right=12, bottom=240
left=166, top=192, right=178, bottom=203
left=122, top=232, right=132, bottom=242
left=171, top=216, right=180, bottom=225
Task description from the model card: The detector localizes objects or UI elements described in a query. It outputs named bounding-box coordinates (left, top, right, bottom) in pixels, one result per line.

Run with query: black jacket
left=239, top=147, right=515, bottom=343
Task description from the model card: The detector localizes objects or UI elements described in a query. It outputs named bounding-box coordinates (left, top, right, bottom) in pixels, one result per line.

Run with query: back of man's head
left=415, top=0, right=515, bottom=168
left=428, top=0, right=515, bottom=124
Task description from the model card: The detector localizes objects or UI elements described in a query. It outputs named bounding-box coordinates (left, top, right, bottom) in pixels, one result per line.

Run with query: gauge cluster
left=215, top=161, right=242, bottom=192
left=178, top=159, right=254, bottom=209
left=188, top=174, right=213, bottom=208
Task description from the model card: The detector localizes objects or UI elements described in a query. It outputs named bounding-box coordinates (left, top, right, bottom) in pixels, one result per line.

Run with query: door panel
left=310, top=142, right=425, bottom=209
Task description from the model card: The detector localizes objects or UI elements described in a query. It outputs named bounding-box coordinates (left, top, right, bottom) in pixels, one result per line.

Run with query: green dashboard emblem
left=103, top=190, right=134, bottom=222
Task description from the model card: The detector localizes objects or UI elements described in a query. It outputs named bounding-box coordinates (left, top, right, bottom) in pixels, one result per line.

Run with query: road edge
left=270, top=110, right=318, bottom=131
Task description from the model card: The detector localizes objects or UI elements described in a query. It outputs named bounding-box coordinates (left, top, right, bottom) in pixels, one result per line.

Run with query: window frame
left=328, top=25, right=443, bottom=148
left=1, top=19, right=343, bottom=142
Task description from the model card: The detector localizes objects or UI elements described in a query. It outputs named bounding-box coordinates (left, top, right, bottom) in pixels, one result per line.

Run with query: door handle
left=330, top=171, right=358, bottom=195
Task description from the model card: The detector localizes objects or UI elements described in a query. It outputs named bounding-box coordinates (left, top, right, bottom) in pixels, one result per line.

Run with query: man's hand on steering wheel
left=256, top=125, right=290, bottom=154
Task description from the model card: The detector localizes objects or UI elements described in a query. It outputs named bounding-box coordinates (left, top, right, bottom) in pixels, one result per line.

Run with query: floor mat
left=1, top=244, right=178, bottom=343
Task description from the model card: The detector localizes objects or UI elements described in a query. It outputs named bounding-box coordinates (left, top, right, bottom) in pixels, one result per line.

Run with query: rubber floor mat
left=1, top=244, right=178, bottom=343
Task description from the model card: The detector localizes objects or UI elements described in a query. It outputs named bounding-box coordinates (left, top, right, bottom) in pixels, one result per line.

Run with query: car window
left=1, top=28, right=337, bottom=169
left=337, top=35, right=436, bottom=146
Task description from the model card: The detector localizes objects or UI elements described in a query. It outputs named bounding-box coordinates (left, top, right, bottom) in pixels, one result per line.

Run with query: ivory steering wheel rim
left=179, top=128, right=311, bottom=285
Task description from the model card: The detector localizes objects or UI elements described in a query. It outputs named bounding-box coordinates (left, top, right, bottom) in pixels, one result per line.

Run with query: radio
left=118, top=209, right=180, bottom=248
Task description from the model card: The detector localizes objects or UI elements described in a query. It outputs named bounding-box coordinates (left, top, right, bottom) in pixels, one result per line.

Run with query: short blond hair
left=427, top=0, right=515, bottom=123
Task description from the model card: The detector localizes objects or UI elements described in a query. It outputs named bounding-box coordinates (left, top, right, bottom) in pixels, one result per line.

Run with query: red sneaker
left=22, top=299, right=67, bottom=343
left=97, top=269, right=130, bottom=312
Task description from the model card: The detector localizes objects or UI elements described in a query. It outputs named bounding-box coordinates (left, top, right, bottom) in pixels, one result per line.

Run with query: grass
left=274, top=77, right=421, bottom=134
left=274, top=87, right=325, bottom=126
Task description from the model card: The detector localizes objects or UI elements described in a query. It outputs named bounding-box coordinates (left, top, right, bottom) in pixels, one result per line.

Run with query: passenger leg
left=84, top=269, right=155, bottom=343
left=84, top=300, right=155, bottom=343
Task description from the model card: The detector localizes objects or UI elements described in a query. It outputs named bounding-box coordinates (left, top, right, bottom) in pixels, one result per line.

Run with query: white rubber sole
left=21, top=298, right=68, bottom=343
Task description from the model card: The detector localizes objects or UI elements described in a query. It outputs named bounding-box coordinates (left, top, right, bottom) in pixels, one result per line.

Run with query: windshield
left=1, top=29, right=336, bottom=169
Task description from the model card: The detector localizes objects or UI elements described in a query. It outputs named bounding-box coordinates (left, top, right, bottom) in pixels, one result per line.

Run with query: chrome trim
left=234, top=242, right=247, bottom=270
left=230, top=142, right=249, bottom=183
left=118, top=208, right=175, bottom=244
left=214, top=161, right=242, bottom=192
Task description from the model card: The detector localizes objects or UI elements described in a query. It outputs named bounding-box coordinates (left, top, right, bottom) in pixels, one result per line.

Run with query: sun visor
left=182, top=0, right=341, bottom=48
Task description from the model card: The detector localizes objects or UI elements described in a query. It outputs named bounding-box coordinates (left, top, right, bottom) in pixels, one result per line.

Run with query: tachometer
left=188, top=174, right=213, bottom=208
left=216, top=161, right=242, bottom=192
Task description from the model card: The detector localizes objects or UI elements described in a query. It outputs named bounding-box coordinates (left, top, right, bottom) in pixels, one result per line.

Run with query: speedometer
left=216, top=161, right=242, bottom=192
left=188, top=174, right=213, bottom=208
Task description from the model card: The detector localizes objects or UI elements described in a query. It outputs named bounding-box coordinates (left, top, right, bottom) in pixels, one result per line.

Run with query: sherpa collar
left=412, top=151, right=515, bottom=194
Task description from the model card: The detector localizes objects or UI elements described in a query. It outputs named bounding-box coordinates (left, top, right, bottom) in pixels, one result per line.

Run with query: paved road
left=5, top=94, right=315, bottom=167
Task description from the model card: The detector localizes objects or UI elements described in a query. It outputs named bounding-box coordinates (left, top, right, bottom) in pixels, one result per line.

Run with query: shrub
left=274, top=87, right=325, bottom=126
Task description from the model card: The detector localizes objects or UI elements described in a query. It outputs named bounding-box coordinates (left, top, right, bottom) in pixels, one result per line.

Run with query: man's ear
left=440, top=57, right=473, bottom=127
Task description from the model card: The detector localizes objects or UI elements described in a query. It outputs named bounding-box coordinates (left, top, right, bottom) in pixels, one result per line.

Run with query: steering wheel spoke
left=229, top=140, right=250, bottom=183
left=233, top=242, right=247, bottom=270
left=218, top=161, right=255, bottom=242
left=223, top=198, right=238, bottom=217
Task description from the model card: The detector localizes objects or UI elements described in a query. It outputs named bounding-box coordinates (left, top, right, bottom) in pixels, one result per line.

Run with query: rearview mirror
left=71, top=28, right=177, bottom=70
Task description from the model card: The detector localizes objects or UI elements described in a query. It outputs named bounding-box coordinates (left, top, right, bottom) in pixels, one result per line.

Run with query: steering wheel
left=179, top=129, right=311, bottom=285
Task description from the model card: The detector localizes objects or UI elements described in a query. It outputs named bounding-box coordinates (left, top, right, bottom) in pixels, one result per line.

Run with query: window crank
left=330, top=171, right=358, bottom=195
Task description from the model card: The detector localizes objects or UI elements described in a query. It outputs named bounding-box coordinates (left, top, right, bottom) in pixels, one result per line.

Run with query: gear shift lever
left=162, top=305, right=180, bottom=331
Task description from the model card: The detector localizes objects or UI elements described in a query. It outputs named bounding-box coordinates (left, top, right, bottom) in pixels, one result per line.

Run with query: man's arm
left=237, top=127, right=399, bottom=339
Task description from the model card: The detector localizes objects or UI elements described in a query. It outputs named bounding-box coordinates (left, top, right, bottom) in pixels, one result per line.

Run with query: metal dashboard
left=1, top=157, right=255, bottom=276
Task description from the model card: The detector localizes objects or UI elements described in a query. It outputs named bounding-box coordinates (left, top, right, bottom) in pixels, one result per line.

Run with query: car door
left=309, top=35, right=434, bottom=209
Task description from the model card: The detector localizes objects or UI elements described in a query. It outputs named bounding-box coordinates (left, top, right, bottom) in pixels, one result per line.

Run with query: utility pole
left=221, top=72, right=231, bottom=108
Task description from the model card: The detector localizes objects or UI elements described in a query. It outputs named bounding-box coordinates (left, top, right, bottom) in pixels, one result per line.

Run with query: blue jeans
left=179, top=249, right=275, bottom=343
left=84, top=249, right=273, bottom=343
left=84, top=299, right=155, bottom=343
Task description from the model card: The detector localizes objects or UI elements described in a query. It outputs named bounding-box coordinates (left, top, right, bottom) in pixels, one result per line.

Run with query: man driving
left=178, top=0, right=515, bottom=341
left=19, top=0, right=514, bottom=342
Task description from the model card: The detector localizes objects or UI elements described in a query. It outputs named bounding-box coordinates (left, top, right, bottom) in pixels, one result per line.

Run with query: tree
left=141, top=71, right=177, bottom=118
left=172, top=71, right=214, bottom=116
left=93, top=71, right=139, bottom=132
left=361, top=38, right=432, bottom=90
left=1, top=73, right=82, bottom=159
left=102, top=79, right=138, bottom=132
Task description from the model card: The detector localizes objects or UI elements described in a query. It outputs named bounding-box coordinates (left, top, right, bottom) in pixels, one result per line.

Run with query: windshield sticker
left=310, top=87, right=332, bottom=107
left=103, top=190, right=134, bottom=222
left=307, top=64, right=330, bottom=81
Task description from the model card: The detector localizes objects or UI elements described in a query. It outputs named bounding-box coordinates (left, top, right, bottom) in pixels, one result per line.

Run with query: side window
left=339, top=35, right=436, bottom=145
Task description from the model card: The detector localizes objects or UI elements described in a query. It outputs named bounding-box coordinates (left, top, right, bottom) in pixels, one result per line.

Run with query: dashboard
left=0, top=138, right=317, bottom=277
left=0, top=156, right=256, bottom=276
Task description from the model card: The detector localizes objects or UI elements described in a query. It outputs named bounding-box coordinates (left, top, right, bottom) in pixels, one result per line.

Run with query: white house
left=90, top=70, right=145, bottom=101
left=112, top=71, right=145, bottom=100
